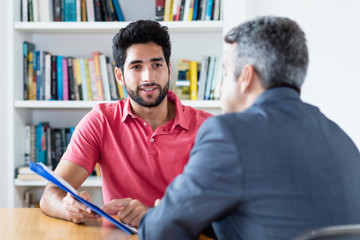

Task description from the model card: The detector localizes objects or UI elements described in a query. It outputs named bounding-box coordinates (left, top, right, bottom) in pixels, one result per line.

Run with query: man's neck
left=130, top=97, right=176, bottom=131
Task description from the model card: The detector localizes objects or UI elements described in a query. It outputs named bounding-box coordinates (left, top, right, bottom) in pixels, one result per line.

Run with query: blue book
left=64, top=0, right=76, bottom=21
left=35, top=123, right=46, bottom=164
left=112, top=0, right=125, bottom=21
left=193, top=0, right=199, bottom=20
left=29, top=162, right=137, bottom=234
left=34, top=51, right=41, bottom=100
left=56, top=56, right=63, bottom=100
left=205, top=0, right=213, bottom=20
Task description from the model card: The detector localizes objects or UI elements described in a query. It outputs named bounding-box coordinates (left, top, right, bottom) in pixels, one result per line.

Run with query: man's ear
left=114, top=67, right=125, bottom=87
left=237, top=64, right=255, bottom=93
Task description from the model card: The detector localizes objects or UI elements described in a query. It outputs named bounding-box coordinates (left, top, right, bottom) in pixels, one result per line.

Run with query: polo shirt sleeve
left=61, top=106, right=104, bottom=174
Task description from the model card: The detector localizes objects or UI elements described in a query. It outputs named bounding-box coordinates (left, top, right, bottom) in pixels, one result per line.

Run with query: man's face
left=121, top=42, right=170, bottom=108
left=220, top=44, right=240, bottom=113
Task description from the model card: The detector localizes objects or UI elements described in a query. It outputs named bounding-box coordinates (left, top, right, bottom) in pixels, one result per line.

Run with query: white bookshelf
left=7, top=0, right=245, bottom=207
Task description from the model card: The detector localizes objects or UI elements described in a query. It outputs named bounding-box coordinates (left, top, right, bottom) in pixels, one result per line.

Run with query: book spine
left=93, top=0, right=104, bottom=21
left=155, top=0, right=165, bottom=21
left=79, top=58, right=89, bottom=100
left=45, top=53, right=52, bottom=100
left=189, top=60, right=198, bottom=100
left=50, top=55, right=57, bottom=100
left=111, top=0, right=124, bottom=21
left=64, top=0, right=77, bottom=21
left=99, top=54, right=111, bottom=101
left=27, top=51, right=34, bottom=100
left=53, top=0, right=62, bottom=21
left=83, top=59, right=93, bottom=100
left=67, top=57, right=76, bottom=100
left=88, top=58, right=98, bottom=100
left=75, top=58, right=83, bottom=100
left=62, top=57, right=69, bottom=100
left=92, top=52, right=105, bottom=100
left=163, top=0, right=172, bottom=21
left=86, top=0, right=95, bottom=21
left=107, top=59, right=119, bottom=100
left=107, top=0, right=117, bottom=21
left=35, top=51, right=41, bottom=100
left=100, top=0, right=111, bottom=21
left=56, top=55, right=63, bottom=100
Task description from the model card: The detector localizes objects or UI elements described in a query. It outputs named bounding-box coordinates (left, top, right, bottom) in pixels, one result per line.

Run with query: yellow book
left=92, top=51, right=105, bottom=101
left=74, top=58, right=83, bottom=100
left=83, top=59, right=93, bottom=101
left=28, top=51, right=36, bottom=100
left=189, top=60, right=198, bottom=100
left=164, top=0, right=173, bottom=21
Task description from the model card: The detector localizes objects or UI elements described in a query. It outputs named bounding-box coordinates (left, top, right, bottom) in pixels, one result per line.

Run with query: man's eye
left=131, top=65, right=141, bottom=69
left=154, top=63, right=162, bottom=67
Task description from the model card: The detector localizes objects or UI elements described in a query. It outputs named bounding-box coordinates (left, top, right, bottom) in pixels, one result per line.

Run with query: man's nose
left=141, top=67, right=153, bottom=83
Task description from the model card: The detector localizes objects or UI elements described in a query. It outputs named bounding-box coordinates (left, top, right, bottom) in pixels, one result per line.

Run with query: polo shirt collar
left=120, top=90, right=190, bottom=131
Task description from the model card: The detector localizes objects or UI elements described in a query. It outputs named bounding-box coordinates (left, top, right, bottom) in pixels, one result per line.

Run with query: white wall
left=0, top=1, right=9, bottom=207
left=242, top=0, right=360, bottom=147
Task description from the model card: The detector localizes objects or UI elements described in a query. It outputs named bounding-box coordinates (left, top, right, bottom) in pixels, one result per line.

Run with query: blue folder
left=29, top=162, right=137, bottom=234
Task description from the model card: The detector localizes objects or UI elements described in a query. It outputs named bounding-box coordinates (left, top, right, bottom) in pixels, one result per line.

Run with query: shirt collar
left=120, top=90, right=189, bottom=131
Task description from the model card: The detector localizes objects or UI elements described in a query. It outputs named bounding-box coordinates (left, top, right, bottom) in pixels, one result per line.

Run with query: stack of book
left=173, top=56, right=222, bottom=100
left=21, top=0, right=125, bottom=22
left=156, top=0, right=222, bottom=21
left=23, top=41, right=127, bottom=101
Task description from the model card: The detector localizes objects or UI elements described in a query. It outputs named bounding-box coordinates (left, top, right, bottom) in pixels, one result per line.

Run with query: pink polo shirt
left=61, top=90, right=212, bottom=206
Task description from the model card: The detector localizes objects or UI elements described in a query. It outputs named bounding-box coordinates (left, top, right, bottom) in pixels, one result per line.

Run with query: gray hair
left=225, top=16, right=309, bottom=94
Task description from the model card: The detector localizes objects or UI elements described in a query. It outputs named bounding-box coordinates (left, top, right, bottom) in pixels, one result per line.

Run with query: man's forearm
left=39, top=183, right=69, bottom=221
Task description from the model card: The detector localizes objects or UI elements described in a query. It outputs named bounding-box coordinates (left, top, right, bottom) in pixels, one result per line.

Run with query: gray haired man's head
left=225, top=16, right=309, bottom=94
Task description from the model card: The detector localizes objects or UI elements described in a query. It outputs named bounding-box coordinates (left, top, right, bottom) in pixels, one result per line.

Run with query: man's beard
left=124, top=78, right=170, bottom=108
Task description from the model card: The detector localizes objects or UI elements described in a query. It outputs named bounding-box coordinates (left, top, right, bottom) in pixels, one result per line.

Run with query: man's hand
left=102, top=198, right=150, bottom=227
left=62, top=191, right=100, bottom=223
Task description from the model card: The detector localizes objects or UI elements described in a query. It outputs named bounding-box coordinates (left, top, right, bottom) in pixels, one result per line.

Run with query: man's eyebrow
left=128, top=60, right=143, bottom=65
left=150, top=57, right=165, bottom=62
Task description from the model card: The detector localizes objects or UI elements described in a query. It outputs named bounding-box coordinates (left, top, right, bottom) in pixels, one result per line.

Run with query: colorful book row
left=23, top=41, right=128, bottom=101
left=174, top=55, right=222, bottom=101
left=24, top=122, right=74, bottom=171
left=21, top=0, right=125, bottom=22
left=156, top=0, right=222, bottom=21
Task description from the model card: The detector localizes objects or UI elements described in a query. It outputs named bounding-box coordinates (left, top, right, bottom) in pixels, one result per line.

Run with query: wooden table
left=0, top=208, right=138, bottom=240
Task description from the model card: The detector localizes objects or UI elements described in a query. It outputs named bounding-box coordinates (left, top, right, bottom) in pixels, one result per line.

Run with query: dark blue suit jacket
left=139, top=88, right=360, bottom=240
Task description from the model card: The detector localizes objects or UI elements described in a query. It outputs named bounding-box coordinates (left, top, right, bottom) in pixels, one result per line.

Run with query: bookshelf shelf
left=14, top=21, right=223, bottom=33
left=14, top=100, right=221, bottom=109
left=15, top=176, right=102, bottom=187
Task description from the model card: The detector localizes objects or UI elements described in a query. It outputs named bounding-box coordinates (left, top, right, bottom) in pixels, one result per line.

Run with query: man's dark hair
left=112, top=20, right=171, bottom=73
left=225, top=16, right=309, bottom=94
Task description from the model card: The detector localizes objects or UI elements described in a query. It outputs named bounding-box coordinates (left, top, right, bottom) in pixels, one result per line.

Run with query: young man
left=39, top=20, right=212, bottom=227
left=138, top=16, right=360, bottom=239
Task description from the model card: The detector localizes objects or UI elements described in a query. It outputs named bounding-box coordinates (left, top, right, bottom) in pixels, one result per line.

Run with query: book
left=29, top=162, right=138, bottom=234
left=50, top=55, right=57, bottom=100
left=197, top=55, right=209, bottom=100
left=204, top=56, right=216, bottom=100
left=189, top=60, right=198, bottom=100
left=64, top=0, right=76, bottom=21
left=23, top=41, right=35, bottom=100
left=182, top=0, right=191, bottom=21
left=174, top=58, right=191, bottom=100
left=27, top=51, right=35, bottom=100
left=107, top=0, right=117, bottom=21
left=92, top=51, right=105, bottom=100
left=76, top=0, right=81, bottom=21
left=74, top=58, right=84, bottom=100
left=100, top=0, right=111, bottom=21
left=111, top=0, right=125, bottom=21
left=57, top=55, right=63, bottom=100
left=155, top=0, right=165, bottom=21
left=88, top=58, right=99, bottom=100
left=93, top=0, right=104, bottom=21
left=80, top=0, right=87, bottom=21
left=21, top=0, right=28, bottom=22
left=163, top=0, right=173, bottom=21
left=83, top=58, right=93, bottom=100
left=99, top=54, right=111, bottom=101
left=86, top=0, right=95, bottom=21
left=24, top=126, right=32, bottom=165
left=79, top=58, right=89, bottom=100
left=53, top=0, right=62, bottom=21
left=205, top=0, right=213, bottom=20
left=107, top=59, right=119, bottom=100
left=67, top=57, right=76, bottom=100
left=45, top=53, right=52, bottom=100
left=62, top=57, right=69, bottom=100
